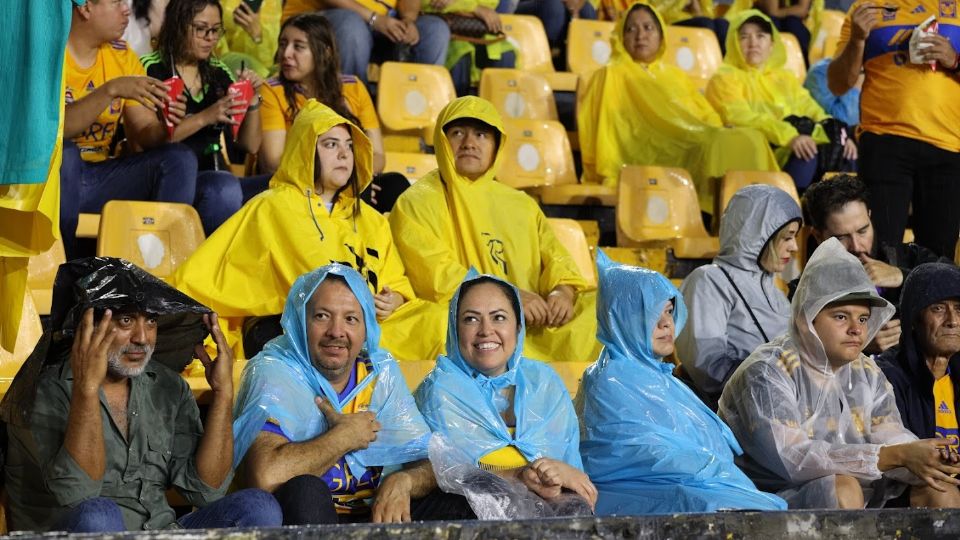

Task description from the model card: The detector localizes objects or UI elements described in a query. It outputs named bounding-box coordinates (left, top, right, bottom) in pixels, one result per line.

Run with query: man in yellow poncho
left=706, top=10, right=856, bottom=189
left=170, top=100, right=446, bottom=361
left=577, top=1, right=779, bottom=214
left=389, top=96, right=600, bottom=363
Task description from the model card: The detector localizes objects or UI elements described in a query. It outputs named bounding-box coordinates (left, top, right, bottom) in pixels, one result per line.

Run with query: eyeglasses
left=191, top=23, right=224, bottom=40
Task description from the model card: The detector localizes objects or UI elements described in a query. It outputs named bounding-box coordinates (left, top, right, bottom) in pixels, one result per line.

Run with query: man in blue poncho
left=576, top=251, right=787, bottom=515
left=232, top=264, right=476, bottom=524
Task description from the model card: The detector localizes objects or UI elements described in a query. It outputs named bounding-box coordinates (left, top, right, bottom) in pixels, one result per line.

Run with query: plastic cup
left=227, top=80, right=254, bottom=140
left=162, top=76, right=185, bottom=139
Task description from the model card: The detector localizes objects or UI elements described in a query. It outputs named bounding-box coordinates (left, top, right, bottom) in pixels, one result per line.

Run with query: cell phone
left=242, top=0, right=264, bottom=13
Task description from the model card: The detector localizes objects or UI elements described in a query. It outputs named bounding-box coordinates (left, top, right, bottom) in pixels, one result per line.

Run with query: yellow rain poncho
left=216, top=0, right=283, bottom=77
left=171, top=100, right=446, bottom=361
left=577, top=2, right=778, bottom=213
left=706, top=10, right=830, bottom=165
left=389, top=97, right=600, bottom=363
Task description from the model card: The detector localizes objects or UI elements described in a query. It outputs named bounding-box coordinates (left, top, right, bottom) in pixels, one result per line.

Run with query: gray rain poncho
left=678, top=184, right=801, bottom=403
left=718, top=238, right=919, bottom=509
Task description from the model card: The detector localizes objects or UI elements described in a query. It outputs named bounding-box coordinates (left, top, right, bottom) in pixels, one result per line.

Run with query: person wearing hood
left=415, top=273, right=597, bottom=510
left=171, top=100, right=446, bottom=362
left=577, top=2, right=778, bottom=214
left=232, top=264, right=474, bottom=524
left=719, top=238, right=960, bottom=509
left=0, top=257, right=281, bottom=532
left=576, top=251, right=787, bottom=515
left=677, top=184, right=802, bottom=408
left=389, top=96, right=599, bottom=363
left=706, top=10, right=856, bottom=190
left=877, top=263, right=960, bottom=507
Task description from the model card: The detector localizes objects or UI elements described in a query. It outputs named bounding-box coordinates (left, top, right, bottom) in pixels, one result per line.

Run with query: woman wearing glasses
left=141, top=0, right=263, bottom=233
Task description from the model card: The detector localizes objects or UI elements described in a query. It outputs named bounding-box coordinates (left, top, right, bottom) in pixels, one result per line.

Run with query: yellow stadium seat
left=500, top=15, right=578, bottom=91
left=499, top=119, right=578, bottom=189
left=781, top=32, right=807, bottom=80
left=0, top=291, right=41, bottom=397
left=616, top=165, right=719, bottom=259
left=96, top=201, right=205, bottom=280
left=478, top=68, right=559, bottom=121
left=376, top=62, right=456, bottom=144
left=384, top=152, right=438, bottom=182
left=397, top=360, right=437, bottom=392
left=548, top=218, right=598, bottom=287
left=77, top=212, right=100, bottom=238
left=567, top=19, right=615, bottom=81
left=26, top=237, right=66, bottom=316
left=718, top=170, right=800, bottom=217
left=809, top=9, right=845, bottom=64
left=664, top=26, right=723, bottom=91
left=549, top=361, right=592, bottom=397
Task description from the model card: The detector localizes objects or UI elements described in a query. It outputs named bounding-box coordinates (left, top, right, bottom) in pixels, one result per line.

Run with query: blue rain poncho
left=414, top=273, right=583, bottom=469
left=577, top=251, right=787, bottom=515
left=232, top=264, right=431, bottom=476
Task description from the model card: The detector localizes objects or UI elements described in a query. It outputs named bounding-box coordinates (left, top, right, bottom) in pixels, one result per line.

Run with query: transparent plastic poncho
left=577, top=251, right=786, bottom=514
left=231, top=264, right=431, bottom=476
left=719, top=238, right=918, bottom=509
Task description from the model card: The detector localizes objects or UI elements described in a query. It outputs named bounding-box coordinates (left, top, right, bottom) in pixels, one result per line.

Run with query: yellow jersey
left=283, top=0, right=398, bottom=21
left=260, top=75, right=380, bottom=133
left=933, top=372, right=959, bottom=453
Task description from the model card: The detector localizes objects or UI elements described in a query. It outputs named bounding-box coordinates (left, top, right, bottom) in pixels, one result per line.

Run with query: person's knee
left=66, top=497, right=125, bottom=532
left=414, top=16, right=451, bottom=65
left=834, top=474, right=864, bottom=509
left=277, top=474, right=332, bottom=498
left=910, top=484, right=960, bottom=509
left=323, top=9, right=373, bottom=73
left=223, top=488, right=283, bottom=527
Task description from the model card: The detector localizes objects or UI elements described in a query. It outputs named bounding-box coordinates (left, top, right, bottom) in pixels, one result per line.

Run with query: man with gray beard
left=0, top=257, right=282, bottom=532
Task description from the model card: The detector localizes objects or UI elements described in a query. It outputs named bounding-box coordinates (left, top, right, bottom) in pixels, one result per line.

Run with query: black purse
left=783, top=115, right=851, bottom=180
left=441, top=13, right=506, bottom=44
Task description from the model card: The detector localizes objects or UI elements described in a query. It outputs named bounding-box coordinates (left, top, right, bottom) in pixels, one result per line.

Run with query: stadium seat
left=781, top=33, right=807, bottom=80
left=0, top=291, right=41, bottom=397
left=567, top=19, right=615, bottom=81
left=26, top=237, right=66, bottom=316
left=398, top=360, right=437, bottom=392
left=549, top=361, right=591, bottom=397
left=499, top=119, right=578, bottom=189
left=548, top=218, right=598, bottom=287
left=96, top=201, right=205, bottom=280
left=376, top=62, right=457, bottom=144
left=478, top=68, right=559, bottom=121
left=500, top=15, right=579, bottom=91
left=77, top=212, right=100, bottom=238
left=616, top=165, right=719, bottom=259
left=718, top=170, right=800, bottom=217
left=664, top=26, right=723, bottom=91
left=384, top=152, right=438, bottom=182
left=809, top=9, right=845, bottom=64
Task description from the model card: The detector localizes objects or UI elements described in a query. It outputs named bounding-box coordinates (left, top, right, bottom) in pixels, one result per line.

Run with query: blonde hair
left=759, top=221, right=800, bottom=272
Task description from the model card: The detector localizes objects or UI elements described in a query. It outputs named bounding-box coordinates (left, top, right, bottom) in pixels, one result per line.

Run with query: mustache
left=121, top=344, right=153, bottom=355
left=320, top=340, right=350, bottom=348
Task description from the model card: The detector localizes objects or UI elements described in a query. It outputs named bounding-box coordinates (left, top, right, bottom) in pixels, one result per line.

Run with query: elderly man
left=0, top=258, right=281, bottom=532
left=720, top=238, right=960, bottom=509
left=796, top=174, right=949, bottom=353
left=233, top=264, right=475, bottom=524
left=878, top=263, right=960, bottom=507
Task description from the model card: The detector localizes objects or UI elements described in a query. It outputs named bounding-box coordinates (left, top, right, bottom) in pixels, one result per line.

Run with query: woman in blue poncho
left=415, top=274, right=597, bottom=509
left=576, top=252, right=787, bottom=515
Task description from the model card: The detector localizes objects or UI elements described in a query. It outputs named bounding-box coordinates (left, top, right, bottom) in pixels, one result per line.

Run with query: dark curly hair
left=801, top=174, right=869, bottom=231
left=132, top=0, right=153, bottom=24
left=156, top=0, right=223, bottom=92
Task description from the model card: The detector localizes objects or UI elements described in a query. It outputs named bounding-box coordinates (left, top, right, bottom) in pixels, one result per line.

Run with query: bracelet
left=368, top=12, right=378, bottom=28
left=247, top=94, right=263, bottom=111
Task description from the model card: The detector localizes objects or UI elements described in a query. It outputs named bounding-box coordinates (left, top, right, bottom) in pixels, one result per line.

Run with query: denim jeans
left=59, top=141, right=198, bottom=259
left=53, top=498, right=126, bottom=533
left=321, top=9, right=450, bottom=84
left=195, top=170, right=243, bottom=235
left=515, top=0, right=597, bottom=47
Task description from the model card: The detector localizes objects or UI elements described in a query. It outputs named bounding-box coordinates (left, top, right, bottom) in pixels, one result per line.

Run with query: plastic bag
left=428, top=435, right=593, bottom=520
left=909, top=16, right=938, bottom=69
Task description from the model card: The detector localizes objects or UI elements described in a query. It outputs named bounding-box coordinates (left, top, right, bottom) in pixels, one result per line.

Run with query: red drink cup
left=227, top=80, right=254, bottom=140
left=163, top=76, right=185, bottom=139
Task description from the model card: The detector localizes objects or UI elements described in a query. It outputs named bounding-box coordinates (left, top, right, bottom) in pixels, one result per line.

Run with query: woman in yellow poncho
left=706, top=10, right=856, bottom=189
left=578, top=1, right=778, bottom=213
left=601, top=0, right=729, bottom=51
left=171, top=100, right=446, bottom=361
left=389, top=96, right=600, bottom=363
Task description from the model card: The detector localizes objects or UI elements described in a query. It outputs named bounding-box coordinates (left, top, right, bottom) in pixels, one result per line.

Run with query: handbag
left=441, top=13, right=506, bottom=44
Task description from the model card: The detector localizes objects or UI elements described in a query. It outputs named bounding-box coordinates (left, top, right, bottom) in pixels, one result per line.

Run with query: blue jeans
left=195, top=170, right=243, bottom=235
left=59, top=141, right=197, bottom=259
left=321, top=9, right=450, bottom=84
left=515, top=0, right=597, bottom=46
left=53, top=497, right=126, bottom=533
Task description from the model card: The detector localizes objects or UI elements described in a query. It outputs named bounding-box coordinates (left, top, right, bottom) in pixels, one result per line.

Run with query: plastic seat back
left=548, top=218, right=597, bottom=287
left=0, top=291, right=42, bottom=388
left=96, top=201, right=205, bottom=280
left=567, top=19, right=615, bottom=80
left=719, top=170, right=800, bottom=216
left=384, top=152, right=438, bottom=182
left=664, top=26, right=723, bottom=90
left=376, top=62, right=456, bottom=143
left=809, top=9, right=845, bottom=63
left=478, top=68, right=559, bottom=121
left=616, top=165, right=710, bottom=245
left=499, top=119, right=577, bottom=189
left=500, top=15, right=555, bottom=73
left=781, top=33, right=807, bottom=80
left=27, top=237, right=66, bottom=316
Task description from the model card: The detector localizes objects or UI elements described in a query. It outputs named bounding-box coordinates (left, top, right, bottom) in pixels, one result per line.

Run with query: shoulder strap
left=715, top=265, right=770, bottom=343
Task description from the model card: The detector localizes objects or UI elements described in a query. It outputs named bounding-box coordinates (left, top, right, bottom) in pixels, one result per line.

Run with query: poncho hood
left=724, top=9, right=787, bottom=72
left=434, top=96, right=508, bottom=187
left=716, top=184, right=801, bottom=272
left=611, top=1, right=669, bottom=66
left=897, top=263, right=960, bottom=380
